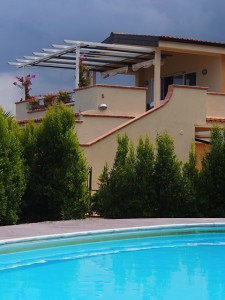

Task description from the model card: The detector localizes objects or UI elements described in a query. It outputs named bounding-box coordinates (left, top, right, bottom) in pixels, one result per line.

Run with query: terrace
left=9, top=33, right=225, bottom=189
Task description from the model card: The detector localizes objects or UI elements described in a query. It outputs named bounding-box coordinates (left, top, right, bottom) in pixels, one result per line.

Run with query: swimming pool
left=0, top=224, right=225, bottom=299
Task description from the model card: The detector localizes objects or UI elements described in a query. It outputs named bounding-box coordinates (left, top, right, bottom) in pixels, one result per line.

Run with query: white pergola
left=9, top=40, right=162, bottom=105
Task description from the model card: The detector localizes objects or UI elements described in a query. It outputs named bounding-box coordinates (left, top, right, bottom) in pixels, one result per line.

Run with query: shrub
left=198, top=126, right=225, bottom=216
left=0, top=109, right=26, bottom=224
left=21, top=104, right=89, bottom=222
left=135, top=136, right=155, bottom=217
left=152, top=132, right=184, bottom=217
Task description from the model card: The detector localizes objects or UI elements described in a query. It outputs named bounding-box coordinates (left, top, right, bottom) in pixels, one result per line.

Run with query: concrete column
left=22, top=66, right=26, bottom=101
left=91, top=71, right=96, bottom=85
left=75, top=45, right=80, bottom=89
left=153, top=49, right=161, bottom=107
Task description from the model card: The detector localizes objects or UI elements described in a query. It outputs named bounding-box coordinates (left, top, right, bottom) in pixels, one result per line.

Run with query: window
left=184, top=72, right=196, bottom=86
left=161, top=72, right=196, bottom=99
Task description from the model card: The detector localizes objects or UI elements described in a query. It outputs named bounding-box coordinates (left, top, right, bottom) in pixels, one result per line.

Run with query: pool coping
left=1, top=221, right=225, bottom=246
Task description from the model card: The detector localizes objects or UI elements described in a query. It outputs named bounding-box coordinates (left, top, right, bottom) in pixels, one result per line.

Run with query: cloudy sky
left=1, top=0, right=225, bottom=114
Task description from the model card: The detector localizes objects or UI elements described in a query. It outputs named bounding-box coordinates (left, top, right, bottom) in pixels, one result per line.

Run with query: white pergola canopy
left=9, top=39, right=167, bottom=107
left=9, top=40, right=155, bottom=87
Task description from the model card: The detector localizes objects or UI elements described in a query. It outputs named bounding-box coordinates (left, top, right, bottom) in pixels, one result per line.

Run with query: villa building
left=10, top=32, right=225, bottom=190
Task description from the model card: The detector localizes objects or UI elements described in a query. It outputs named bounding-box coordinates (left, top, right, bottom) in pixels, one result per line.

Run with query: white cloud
left=0, top=73, right=21, bottom=115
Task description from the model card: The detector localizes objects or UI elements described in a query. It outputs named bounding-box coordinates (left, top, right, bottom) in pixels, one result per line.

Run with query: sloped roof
left=103, top=32, right=225, bottom=48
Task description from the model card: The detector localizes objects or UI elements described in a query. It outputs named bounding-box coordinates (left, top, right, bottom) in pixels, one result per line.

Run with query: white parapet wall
left=81, top=85, right=208, bottom=190
left=206, top=92, right=225, bottom=117
left=75, top=84, right=147, bottom=116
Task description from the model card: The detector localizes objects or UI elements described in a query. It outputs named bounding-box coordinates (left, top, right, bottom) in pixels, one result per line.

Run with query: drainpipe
left=75, top=45, right=80, bottom=89
left=153, top=49, right=161, bottom=107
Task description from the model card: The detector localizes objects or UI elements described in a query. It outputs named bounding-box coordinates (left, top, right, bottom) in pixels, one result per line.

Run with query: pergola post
left=91, top=71, right=96, bottom=85
left=153, top=49, right=161, bottom=107
left=22, top=66, right=26, bottom=101
left=75, top=45, right=80, bottom=89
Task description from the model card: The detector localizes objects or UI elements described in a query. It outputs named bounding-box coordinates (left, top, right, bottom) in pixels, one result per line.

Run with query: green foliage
left=1, top=108, right=14, bottom=121
left=92, top=126, right=225, bottom=218
left=199, top=126, right=225, bottom=216
left=135, top=136, right=155, bottom=216
left=22, top=104, right=89, bottom=222
left=117, top=140, right=137, bottom=217
left=91, top=163, right=110, bottom=216
left=153, top=132, right=184, bottom=217
left=0, top=109, right=25, bottom=225
left=93, top=132, right=200, bottom=218
left=182, top=144, right=199, bottom=216
left=102, top=134, right=134, bottom=218
left=19, top=122, right=38, bottom=221
left=92, top=134, right=156, bottom=218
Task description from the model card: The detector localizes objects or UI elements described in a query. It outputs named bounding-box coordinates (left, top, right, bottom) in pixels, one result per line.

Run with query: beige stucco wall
left=195, top=142, right=210, bottom=170
left=206, top=92, right=225, bottom=117
left=220, top=55, right=225, bottom=93
left=138, top=53, right=221, bottom=103
left=76, top=115, right=133, bottom=144
left=75, top=85, right=147, bottom=116
left=16, top=101, right=75, bottom=121
left=82, top=85, right=208, bottom=190
left=161, top=53, right=220, bottom=91
left=16, top=101, right=31, bottom=121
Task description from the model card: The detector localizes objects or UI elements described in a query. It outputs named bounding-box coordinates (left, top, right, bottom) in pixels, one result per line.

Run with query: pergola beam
left=65, top=40, right=154, bottom=53
left=8, top=39, right=158, bottom=100
left=9, top=40, right=154, bottom=71
left=101, top=66, right=129, bottom=79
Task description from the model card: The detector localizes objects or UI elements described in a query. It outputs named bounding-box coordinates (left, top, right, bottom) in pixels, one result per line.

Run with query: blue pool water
left=0, top=225, right=225, bottom=299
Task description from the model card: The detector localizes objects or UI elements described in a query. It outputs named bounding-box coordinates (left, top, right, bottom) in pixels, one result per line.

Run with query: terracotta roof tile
left=206, top=117, right=225, bottom=123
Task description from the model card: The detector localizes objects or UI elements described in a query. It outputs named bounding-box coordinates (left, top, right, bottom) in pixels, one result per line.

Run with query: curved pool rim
left=2, top=222, right=225, bottom=300
left=1, top=222, right=225, bottom=251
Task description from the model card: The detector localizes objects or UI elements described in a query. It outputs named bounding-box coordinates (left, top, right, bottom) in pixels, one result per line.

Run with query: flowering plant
left=79, top=57, right=90, bottom=87
left=13, top=74, right=36, bottom=100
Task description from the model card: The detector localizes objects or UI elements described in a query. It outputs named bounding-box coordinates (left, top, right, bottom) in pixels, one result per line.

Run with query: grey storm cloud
left=1, top=0, right=225, bottom=112
left=2, top=0, right=225, bottom=70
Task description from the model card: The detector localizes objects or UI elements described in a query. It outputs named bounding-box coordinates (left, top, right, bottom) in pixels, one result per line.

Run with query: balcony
left=16, top=84, right=147, bottom=122
left=16, top=91, right=75, bottom=121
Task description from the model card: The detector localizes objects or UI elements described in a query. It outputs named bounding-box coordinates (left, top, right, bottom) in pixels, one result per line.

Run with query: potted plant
left=56, top=90, right=71, bottom=104
left=79, top=57, right=90, bottom=87
left=27, top=97, right=40, bottom=111
left=43, top=93, right=56, bottom=108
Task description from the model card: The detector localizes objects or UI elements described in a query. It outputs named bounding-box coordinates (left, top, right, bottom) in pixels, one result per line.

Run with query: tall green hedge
left=0, top=109, right=25, bottom=224
left=198, top=127, right=225, bottom=216
left=21, top=104, right=89, bottom=222
left=92, top=132, right=202, bottom=218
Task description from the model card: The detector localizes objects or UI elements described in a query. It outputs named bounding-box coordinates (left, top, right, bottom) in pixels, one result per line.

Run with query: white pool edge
left=1, top=222, right=225, bottom=246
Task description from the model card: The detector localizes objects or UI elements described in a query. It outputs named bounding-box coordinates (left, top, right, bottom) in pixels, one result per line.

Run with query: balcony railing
left=27, top=91, right=75, bottom=111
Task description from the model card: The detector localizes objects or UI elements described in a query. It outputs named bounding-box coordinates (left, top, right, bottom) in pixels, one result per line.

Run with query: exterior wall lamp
left=98, top=103, right=107, bottom=110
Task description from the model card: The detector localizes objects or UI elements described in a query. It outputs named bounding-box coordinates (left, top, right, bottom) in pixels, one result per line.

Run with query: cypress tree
left=182, top=144, right=199, bottom=216
left=94, top=134, right=138, bottom=218
left=121, top=141, right=137, bottom=217
left=135, top=136, right=155, bottom=216
left=24, top=104, right=89, bottom=221
left=104, top=134, right=131, bottom=218
left=153, top=132, right=184, bottom=217
left=199, top=126, right=225, bottom=216
left=19, top=122, right=38, bottom=222
left=91, top=163, right=110, bottom=216
left=0, top=109, right=25, bottom=224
